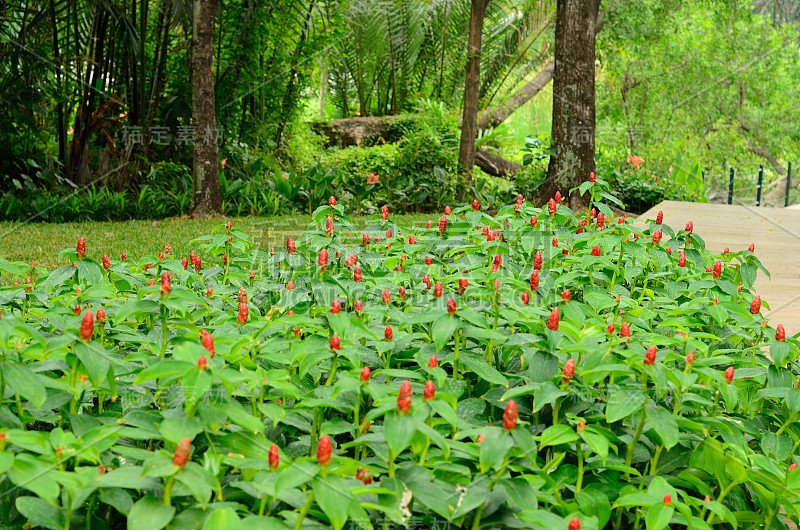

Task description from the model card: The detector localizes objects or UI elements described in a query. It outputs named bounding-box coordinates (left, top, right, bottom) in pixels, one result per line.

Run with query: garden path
left=639, top=201, right=800, bottom=337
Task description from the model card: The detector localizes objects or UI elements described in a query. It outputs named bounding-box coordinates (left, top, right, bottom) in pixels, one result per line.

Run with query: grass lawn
left=0, top=213, right=433, bottom=269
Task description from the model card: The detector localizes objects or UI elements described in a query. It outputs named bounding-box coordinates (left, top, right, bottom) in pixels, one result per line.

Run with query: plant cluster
left=0, top=178, right=797, bottom=529
left=604, top=160, right=702, bottom=214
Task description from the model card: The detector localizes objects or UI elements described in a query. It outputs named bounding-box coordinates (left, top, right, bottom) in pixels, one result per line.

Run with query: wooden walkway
left=639, top=201, right=800, bottom=337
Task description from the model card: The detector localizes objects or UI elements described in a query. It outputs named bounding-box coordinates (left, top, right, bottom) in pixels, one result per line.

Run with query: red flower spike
left=269, top=443, right=279, bottom=470
left=749, top=243, right=755, bottom=252
left=776, top=324, right=786, bottom=342
left=318, top=249, right=328, bottom=267
left=548, top=198, right=556, bottom=214
left=207, top=286, right=214, bottom=298
left=438, top=215, right=448, bottom=235
left=552, top=237, right=558, bottom=247
left=750, top=295, right=761, bottom=314
left=121, top=252, right=127, bottom=261
left=428, top=355, right=437, bottom=368
left=317, top=435, right=331, bottom=467
left=434, top=282, right=443, bottom=298
left=331, top=299, right=341, bottom=314
left=554, top=190, right=562, bottom=203
left=354, top=300, right=364, bottom=314
left=502, top=400, right=518, bottom=430
left=385, top=325, right=393, bottom=340
left=96, top=308, right=105, bottom=322
left=381, top=205, right=389, bottom=220
left=522, top=291, right=530, bottom=305
left=591, top=246, right=601, bottom=256
left=530, top=270, right=540, bottom=290
left=330, top=335, right=341, bottom=350
left=563, top=358, right=575, bottom=384
left=425, top=256, right=433, bottom=266
left=76, top=237, right=86, bottom=259
left=530, top=216, right=538, bottom=228
left=458, top=278, right=468, bottom=294
left=382, top=289, right=390, bottom=304
left=791, top=463, right=798, bottom=472
left=194, top=258, right=202, bottom=272
left=589, top=172, right=596, bottom=183
left=102, top=255, right=110, bottom=269
left=202, top=332, right=215, bottom=358
left=663, top=493, right=672, bottom=507
left=181, top=257, right=188, bottom=270
left=569, top=517, right=581, bottom=530
left=725, top=366, right=734, bottom=384
left=577, top=420, right=586, bottom=431
left=724, top=247, right=729, bottom=255
left=360, top=366, right=371, bottom=382
left=328, top=196, right=337, bottom=207
left=424, top=380, right=435, bottom=401
left=287, top=280, right=295, bottom=290
left=447, top=297, right=457, bottom=313
left=652, top=230, right=662, bottom=245
left=685, top=221, right=693, bottom=234
left=148, top=279, right=156, bottom=287
left=534, top=251, right=543, bottom=271
left=561, top=289, right=571, bottom=302
left=678, top=250, right=686, bottom=267
left=686, top=351, right=695, bottom=364
left=173, top=437, right=191, bottom=468
left=398, top=381, right=412, bottom=413
left=237, top=303, right=248, bottom=324
left=198, top=356, right=208, bottom=370
left=80, top=311, right=94, bottom=340
left=704, top=495, right=711, bottom=503
left=656, top=211, right=663, bottom=224
left=472, top=199, right=480, bottom=211
left=353, top=267, right=362, bottom=282
left=713, top=260, right=722, bottom=279
left=596, top=212, right=604, bottom=229
left=645, top=346, right=657, bottom=365
left=607, top=322, right=615, bottom=334
left=286, top=238, right=296, bottom=254
left=477, top=434, right=486, bottom=443
left=161, top=271, right=171, bottom=297
left=547, top=308, right=559, bottom=330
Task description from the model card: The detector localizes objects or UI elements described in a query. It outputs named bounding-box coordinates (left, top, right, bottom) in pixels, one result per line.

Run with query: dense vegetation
left=0, top=178, right=798, bottom=528
left=2, top=0, right=799, bottom=220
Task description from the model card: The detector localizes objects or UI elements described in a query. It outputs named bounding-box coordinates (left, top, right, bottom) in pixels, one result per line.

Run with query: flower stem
left=624, top=408, right=647, bottom=477
left=163, top=476, right=176, bottom=506
left=159, top=306, right=168, bottom=357
left=293, top=493, right=315, bottom=530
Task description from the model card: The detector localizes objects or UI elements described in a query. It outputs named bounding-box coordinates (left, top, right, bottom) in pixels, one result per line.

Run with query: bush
left=602, top=156, right=703, bottom=214
left=0, top=178, right=796, bottom=529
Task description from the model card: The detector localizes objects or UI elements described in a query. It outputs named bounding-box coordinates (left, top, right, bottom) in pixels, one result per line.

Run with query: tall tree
left=457, top=0, right=491, bottom=178
left=189, top=0, right=221, bottom=217
left=538, top=0, right=600, bottom=209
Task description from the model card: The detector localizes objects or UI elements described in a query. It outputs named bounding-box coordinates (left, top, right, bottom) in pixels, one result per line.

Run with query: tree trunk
left=538, top=0, right=600, bottom=210
left=189, top=0, right=222, bottom=217
left=457, top=0, right=490, bottom=179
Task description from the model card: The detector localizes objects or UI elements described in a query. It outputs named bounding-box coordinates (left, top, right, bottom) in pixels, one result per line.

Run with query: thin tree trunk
left=538, top=0, right=600, bottom=210
left=189, top=0, right=222, bottom=217
left=457, top=0, right=490, bottom=179
left=49, top=0, right=67, bottom=172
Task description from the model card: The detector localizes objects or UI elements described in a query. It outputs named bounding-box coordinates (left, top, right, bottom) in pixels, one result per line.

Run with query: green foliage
left=602, top=157, right=704, bottom=214
left=0, top=178, right=798, bottom=528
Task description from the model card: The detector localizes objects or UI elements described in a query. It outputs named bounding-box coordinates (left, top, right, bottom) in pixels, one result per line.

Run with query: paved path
left=639, top=201, right=800, bottom=336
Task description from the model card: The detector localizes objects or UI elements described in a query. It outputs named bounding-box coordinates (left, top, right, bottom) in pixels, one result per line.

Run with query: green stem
left=650, top=445, right=663, bottom=475
left=552, top=399, right=560, bottom=426
left=163, top=476, right=176, bottom=506
left=309, top=408, right=323, bottom=457
left=608, top=247, right=624, bottom=292
left=353, top=388, right=361, bottom=433
left=705, top=481, right=736, bottom=524
left=453, top=329, right=461, bottom=379
left=294, top=493, right=315, bottom=530
left=576, top=445, right=584, bottom=494
left=388, top=449, right=396, bottom=478
left=325, top=357, right=338, bottom=387
left=625, top=408, right=647, bottom=477
left=160, top=306, right=168, bottom=357
left=777, top=413, right=797, bottom=436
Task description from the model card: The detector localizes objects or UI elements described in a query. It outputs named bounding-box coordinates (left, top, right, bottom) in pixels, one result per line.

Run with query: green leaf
left=2, top=362, right=46, bottom=409
left=127, top=496, right=175, bottom=530
left=645, top=503, right=674, bottom=530
left=539, top=424, right=579, bottom=448
left=579, top=427, right=609, bottom=461
left=76, top=259, right=103, bottom=284
left=479, top=428, right=513, bottom=473
left=134, top=359, right=194, bottom=384
left=431, top=314, right=459, bottom=352
left=16, top=496, right=65, bottom=530
left=459, top=351, right=508, bottom=386
left=646, top=403, right=679, bottom=450
left=384, top=412, right=416, bottom=456
left=202, top=508, right=240, bottom=529
left=771, top=341, right=790, bottom=365
left=606, top=387, right=645, bottom=423
left=74, top=342, right=111, bottom=387
left=314, top=476, right=353, bottom=530
left=43, top=266, right=75, bottom=289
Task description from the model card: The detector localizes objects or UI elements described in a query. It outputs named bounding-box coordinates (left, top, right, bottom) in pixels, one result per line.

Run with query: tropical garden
left=1, top=0, right=800, bottom=528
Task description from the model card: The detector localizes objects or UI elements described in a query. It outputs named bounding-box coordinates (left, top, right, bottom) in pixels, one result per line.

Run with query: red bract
left=426, top=256, right=433, bottom=266
left=328, top=196, right=337, bottom=206
left=330, top=335, right=340, bottom=350
left=554, top=190, right=562, bottom=203
left=713, top=260, right=722, bottom=279
left=287, top=280, right=295, bottom=290
left=645, top=346, right=657, bottom=365
left=678, top=251, right=686, bottom=267
left=317, top=435, right=331, bottom=467
left=472, top=199, right=479, bottom=211
left=148, top=279, right=156, bottom=287
left=503, top=400, right=517, bottom=430
left=563, top=358, right=575, bottom=384
left=607, top=322, right=614, bottom=334
left=534, top=251, right=543, bottom=270
left=385, top=325, right=393, bottom=340
left=173, top=437, right=191, bottom=467
left=548, top=198, right=556, bottom=214
left=194, top=258, right=202, bottom=272
left=750, top=295, right=761, bottom=314
left=428, top=355, right=437, bottom=368
left=381, top=205, right=389, bottom=220
left=685, top=221, right=693, bottom=234
left=237, top=303, right=248, bottom=324
left=492, top=254, right=502, bottom=271
left=331, top=299, right=341, bottom=314
left=438, top=215, right=448, bottom=235
left=445, top=205, right=451, bottom=215
left=382, top=289, right=390, bottom=304
left=656, top=211, right=663, bottom=224
left=102, top=254, right=110, bottom=269
left=360, top=366, right=370, bottom=382
left=596, top=212, right=604, bottom=229
left=547, top=308, right=559, bottom=330
left=749, top=243, right=755, bottom=252
left=121, top=252, right=127, bottom=261
left=522, top=291, right=530, bottom=305
left=198, top=356, right=208, bottom=370
left=207, top=286, right=214, bottom=298
left=181, top=257, right=188, bottom=270
left=286, top=238, right=296, bottom=254
left=269, top=443, right=279, bottom=470
left=530, top=216, right=538, bottom=228
left=725, top=366, right=734, bottom=383
left=354, top=300, right=363, bottom=314
left=398, top=381, right=412, bottom=413
left=80, top=311, right=94, bottom=340
left=530, top=270, right=540, bottom=291
left=686, top=351, right=695, bottom=364
left=96, top=308, right=105, bottom=322
left=589, top=172, right=595, bottom=183
left=552, top=237, right=558, bottom=247
left=434, top=282, right=443, bottom=298
left=76, top=237, right=86, bottom=259
left=591, top=246, right=601, bottom=256
left=408, top=235, right=416, bottom=245
left=776, top=324, right=786, bottom=342
left=318, top=249, right=328, bottom=267
left=561, top=289, right=571, bottom=302
left=353, top=267, right=362, bottom=282
left=202, top=332, right=214, bottom=357
left=424, top=380, right=435, bottom=401
left=161, top=271, right=171, bottom=297
left=652, top=230, right=662, bottom=245
left=459, top=278, right=468, bottom=294
left=355, top=466, right=371, bottom=485
left=447, top=297, right=457, bottom=313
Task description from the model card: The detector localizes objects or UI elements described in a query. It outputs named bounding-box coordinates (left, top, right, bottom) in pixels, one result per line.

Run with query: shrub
left=603, top=156, right=703, bottom=214
left=0, top=178, right=796, bottom=529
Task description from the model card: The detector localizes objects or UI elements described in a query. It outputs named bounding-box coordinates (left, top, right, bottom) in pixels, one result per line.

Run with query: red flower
left=713, top=260, right=722, bottom=279
left=80, top=311, right=94, bottom=340
left=596, top=212, right=604, bottom=229
left=678, top=251, right=686, bottom=267
left=492, top=254, right=502, bottom=272
left=385, top=325, right=393, bottom=340
left=225, top=221, right=232, bottom=231
left=548, top=198, right=556, bottom=215
left=398, top=381, right=412, bottom=413
left=724, top=247, right=729, bottom=255
left=352, top=267, right=362, bottom=282
left=589, top=172, right=595, bottom=183
left=554, top=190, right=562, bottom=203
left=330, top=335, right=341, bottom=350
left=424, top=380, right=435, bottom=401
left=426, top=256, right=433, bottom=266
left=445, top=205, right=452, bottom=216
left=428, top=355, right=437, bottom=368
left=776, top=324, right=786, bottom=342
left=328, top=196, right=337, bottom=207
left=652, top=230, right=662, bottom=245
left=181, top=257, right=188, bottom=270
left=194, top=258, right=201, bottom=272
left=591, top=246, right=601, bottom=256
left=355, top=466, right=372, bottom=485
left=685, top=221, right=693, bottom=234
left=656, top=211, right=663, bottom=224
left=563, top=358, right=575, bottom=384
left=472, top=199, right=479, bottom=211
left=438, top=215, right=448, bottom=235
left=287, top=280, right=295, bottom=290
left=269, top=443, right=279, bottom=470
left=121, top=252, right=127, bottom=261
left=561, top=289, right=571, bottom=302
left=791, top=463, right=797, bottom=472
left=362, top=233, right=370, bottom=247
left=408, top=235, right=416, bottom=245
left=161, top=271, right=171, bottom=297
left=148, top=279, right=156, bottom=287
left=666, top=247, right=672, bottom=255
left=381, top=205, right=389, bottom=220
left=447, top=297, right=457, bottom=313
left=547, top=308, right=559, bottom=330
left=530, top=216, right=538, bottom=228
left=502, top=400, right=517, bottom=430
left=750, top=295, right=761, bottom=314
left=102, top=254, right=110, bottom=269
left=237, top=303, right=248, bottom=324
left=645, top=346, right=657, bottom=365
left=663, top=493, right=672, bottom=507
left=96, top=308, right=106, bottom=322
left=173, top=437, right=191, bottom=468
left=552, top=237, right=558, bottom=247
left=76, top=237, right=86, bottom=259
left=360, top=366, right=371, bottom=382
left=607, top=322, right=614, bottom=334
left=382, top=289, right=390, bottom=304
left=422, top=273, right=431, bottom=289
left=317, top=435, right=331, bottom=467
left=725, top=366, right=734, bottom=384
left=530, top=270, right=539, bottom=290
left=434, top=282, right=443, bottom=298
left=318, top=249, right=328, bottom=267
left=749, top=243, right=755, bottom=252
left=522, top=291, right=530, bottom=305
left=686, top=351, right=695, bottom=364
left=331, top=299, right=341, bottom=314
left=160, top=251, right=166, bottom=262
left=198, top=355, right=208, bottom=370
left=286, top=238, right=296, bottom=254
left=458, top=278, right=468, bottom=294
left=202, top=331, right=215, bottom=358
left=354, top=300, right=364, bottom=314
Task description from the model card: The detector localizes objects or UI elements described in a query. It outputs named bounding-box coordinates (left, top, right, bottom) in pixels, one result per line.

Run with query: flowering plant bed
left=0, top=177, right=797, bottom=530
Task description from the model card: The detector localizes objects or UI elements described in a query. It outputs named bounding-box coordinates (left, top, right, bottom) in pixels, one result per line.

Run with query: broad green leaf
left=127, top=496, right=175, bottom=530
left=539, top=424, right=578, bottom=448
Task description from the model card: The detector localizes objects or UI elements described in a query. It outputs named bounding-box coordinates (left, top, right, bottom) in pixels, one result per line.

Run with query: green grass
left=0, top=213, right=433, bottom=269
